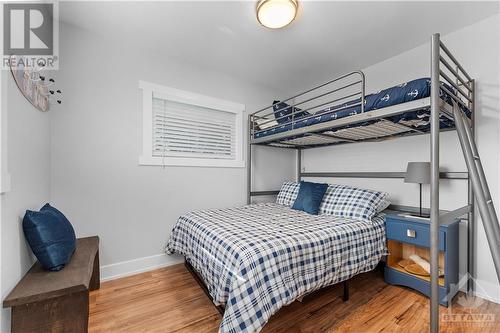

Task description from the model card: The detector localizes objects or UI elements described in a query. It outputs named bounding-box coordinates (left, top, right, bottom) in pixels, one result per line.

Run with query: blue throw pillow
left=40, top=203, right=76, bottom=235
left=273, top=100, right=310, bottom=124
left=22, top=204, right=76, bottom=271
left=292, top=181, right=328, bottom=215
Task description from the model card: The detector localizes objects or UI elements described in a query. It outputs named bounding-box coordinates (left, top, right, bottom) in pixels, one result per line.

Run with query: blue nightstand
left=384, top=212, right=459, bottom=306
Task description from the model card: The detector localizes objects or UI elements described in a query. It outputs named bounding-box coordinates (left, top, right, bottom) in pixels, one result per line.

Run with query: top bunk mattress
left=254, top=78, right=471, bottom=139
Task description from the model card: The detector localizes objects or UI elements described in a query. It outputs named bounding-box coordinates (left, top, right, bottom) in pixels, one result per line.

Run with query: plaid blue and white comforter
left=166, top=203, right=387, bottom=333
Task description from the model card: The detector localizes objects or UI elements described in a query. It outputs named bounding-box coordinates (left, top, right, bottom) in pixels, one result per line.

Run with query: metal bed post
left=297, top=149, right=302, bottom=182
left=360, top=71, right=366, bottom=113
left=430, top=33, right=440, bottom=333
left=467, top=79, right=476, bottom=293
left=247, top=114, right=252, bottom=204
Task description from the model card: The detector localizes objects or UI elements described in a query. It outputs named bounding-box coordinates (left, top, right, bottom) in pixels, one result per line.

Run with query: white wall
left=0, top=73, right=51, bottom=332
left=50, top=23, right=295, bottom=280
left=303, top=14, right=500, bottom=301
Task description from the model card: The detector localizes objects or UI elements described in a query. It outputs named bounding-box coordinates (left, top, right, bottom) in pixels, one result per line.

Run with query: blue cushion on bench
left=22, top=204, right=76, bottom=271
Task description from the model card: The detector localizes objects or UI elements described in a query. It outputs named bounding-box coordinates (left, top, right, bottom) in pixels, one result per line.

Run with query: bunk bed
left=247, top=33, right=483, bottom=333
left=168, top=34, right=499, bottom=333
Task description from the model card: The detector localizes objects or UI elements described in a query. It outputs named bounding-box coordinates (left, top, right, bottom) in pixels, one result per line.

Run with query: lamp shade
left=404, top=162, right=431, bottom=184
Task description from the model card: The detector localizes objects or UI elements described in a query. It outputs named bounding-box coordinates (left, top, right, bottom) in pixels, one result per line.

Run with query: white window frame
left=139, top=81, right=245, bottom=168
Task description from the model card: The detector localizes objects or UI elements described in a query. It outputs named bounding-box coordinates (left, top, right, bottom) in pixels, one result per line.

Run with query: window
left=139, top=81, right=245, bottom=167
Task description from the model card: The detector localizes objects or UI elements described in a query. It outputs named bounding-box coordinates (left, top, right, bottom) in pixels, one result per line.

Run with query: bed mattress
left=166, top=203, right=387, bottom=333
left=254, top=78, right=471, bottom=140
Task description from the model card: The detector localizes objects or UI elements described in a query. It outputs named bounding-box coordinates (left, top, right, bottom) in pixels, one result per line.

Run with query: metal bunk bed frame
left=247, top=33, right=500, bottom=333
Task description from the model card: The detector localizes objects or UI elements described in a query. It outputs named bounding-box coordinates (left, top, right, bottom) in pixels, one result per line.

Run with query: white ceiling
left=60, top=1, right=499, bottom=93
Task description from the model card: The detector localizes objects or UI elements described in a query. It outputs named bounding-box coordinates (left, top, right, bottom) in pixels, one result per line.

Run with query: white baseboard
left=100, top=253, right=183, bottom=281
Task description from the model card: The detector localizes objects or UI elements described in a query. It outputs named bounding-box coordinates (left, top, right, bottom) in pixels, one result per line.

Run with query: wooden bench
left=3, top=236, right=100, bottom=333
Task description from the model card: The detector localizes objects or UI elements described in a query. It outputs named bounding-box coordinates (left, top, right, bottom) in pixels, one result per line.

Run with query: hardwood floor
left=89, top=264, right=500, bottom=332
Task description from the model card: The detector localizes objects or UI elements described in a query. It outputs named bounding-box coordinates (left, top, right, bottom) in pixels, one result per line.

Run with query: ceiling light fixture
left=256, top=0, right=298, bottom=29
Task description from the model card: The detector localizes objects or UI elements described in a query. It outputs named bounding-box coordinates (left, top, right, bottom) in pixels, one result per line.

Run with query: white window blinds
left=152, top=98, right=236, bottom=160
left=139, top=80, right=244, bottom=168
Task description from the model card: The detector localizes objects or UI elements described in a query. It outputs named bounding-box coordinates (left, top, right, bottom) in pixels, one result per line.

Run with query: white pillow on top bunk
left=254, top=117, right=278, bottom=130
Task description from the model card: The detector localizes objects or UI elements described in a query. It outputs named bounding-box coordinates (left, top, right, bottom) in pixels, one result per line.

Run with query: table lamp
left=404, top=162, right=431, bottom=217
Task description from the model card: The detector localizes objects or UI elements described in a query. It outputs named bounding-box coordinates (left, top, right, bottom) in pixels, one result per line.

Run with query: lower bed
left=166, top=203, right=387, bottom=333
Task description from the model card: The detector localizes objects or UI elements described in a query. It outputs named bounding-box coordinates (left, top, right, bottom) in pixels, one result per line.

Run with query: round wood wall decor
left=9, top=55, right=61, bottom=112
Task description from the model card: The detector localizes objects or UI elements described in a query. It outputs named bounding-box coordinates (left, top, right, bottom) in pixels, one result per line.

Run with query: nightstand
left=384, top=212, right=459, bottom=306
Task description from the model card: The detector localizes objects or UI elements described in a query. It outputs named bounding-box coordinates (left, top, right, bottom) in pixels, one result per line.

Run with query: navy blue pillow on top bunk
left=273, top=100, right=310, bottom=124
left=371, top=78, right=431, bottom=110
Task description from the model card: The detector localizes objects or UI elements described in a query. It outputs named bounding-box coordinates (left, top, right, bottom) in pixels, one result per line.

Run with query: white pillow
left=375, top=195, right=391, bottom=213
left=319, top=184, right=390, bottom=222
left=276, top=182, right=300, bottom=206
left=255, top=118, right=278, bottom=130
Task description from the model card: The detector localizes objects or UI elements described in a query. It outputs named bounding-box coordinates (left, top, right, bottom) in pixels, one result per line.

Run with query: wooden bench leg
left=89, top=250, right=100, bottom=291
left=11, top=290, right=89, bottom=333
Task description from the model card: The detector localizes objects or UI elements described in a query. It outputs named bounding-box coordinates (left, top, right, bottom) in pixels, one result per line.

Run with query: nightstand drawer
left=386, top=219, right=446, bottom=251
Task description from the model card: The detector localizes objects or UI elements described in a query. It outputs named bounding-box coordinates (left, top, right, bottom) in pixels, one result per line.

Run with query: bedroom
left=0, top=0, right=499, bottom=332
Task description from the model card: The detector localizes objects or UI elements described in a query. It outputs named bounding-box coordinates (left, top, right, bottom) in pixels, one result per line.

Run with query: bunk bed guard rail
left=249, top=71, right=366, bottom=143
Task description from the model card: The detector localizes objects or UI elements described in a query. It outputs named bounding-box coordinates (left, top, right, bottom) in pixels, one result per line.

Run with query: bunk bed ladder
left=452, top=103, right=500, bottom=282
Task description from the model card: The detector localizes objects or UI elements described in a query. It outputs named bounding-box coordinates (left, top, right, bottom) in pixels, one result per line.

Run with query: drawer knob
left=407, top=229, right=416, bottom=238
